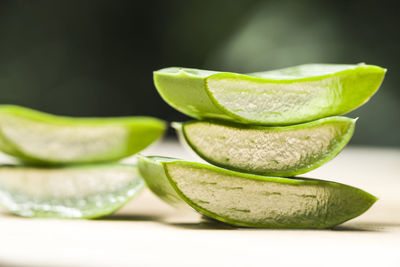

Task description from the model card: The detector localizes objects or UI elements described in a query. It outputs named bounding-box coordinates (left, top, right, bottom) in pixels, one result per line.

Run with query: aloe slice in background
left=173, top=116, right=355, bottom=177
left=154, top=64, right=385, bottom=125
left=0, top=163, right=144, bottom=218
left=138, top=156, right=377, bottom=229
left=0, top=105, right=166, bottom=164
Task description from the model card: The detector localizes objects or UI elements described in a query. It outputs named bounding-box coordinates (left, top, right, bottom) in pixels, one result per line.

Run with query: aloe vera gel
left=0, top=163, right=144, bottom=218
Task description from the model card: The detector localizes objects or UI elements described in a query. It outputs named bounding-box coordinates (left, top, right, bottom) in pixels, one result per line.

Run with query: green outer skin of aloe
left=153, top=64, right=386, bottom=125
left=176, top=116, right=356, bottom=177
left=138, top=156, right=187, bottom=210
left=138, top=156, right=377, bottom=229
left=0, top=163, right=145, bottom=219
left=0, top=105, right=166, bottom=165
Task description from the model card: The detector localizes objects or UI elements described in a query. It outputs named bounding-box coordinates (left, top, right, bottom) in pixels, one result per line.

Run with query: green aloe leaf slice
left=173, top=116, right=355, bottom=177
left=0, top=105, right=166, bottom=164
left=138, top=156, right=377, bottom=229
left=154, top=64, right=385, bottom=125
left=0, top=163, right=144, bottom=218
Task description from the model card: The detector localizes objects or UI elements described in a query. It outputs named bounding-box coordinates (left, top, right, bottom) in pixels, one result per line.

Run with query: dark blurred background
left=0, top=0, right=399, bottom=146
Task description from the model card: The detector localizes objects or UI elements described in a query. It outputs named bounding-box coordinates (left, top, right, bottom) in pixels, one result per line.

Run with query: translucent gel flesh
left=183, top=118, right=353, bottom=175
left=207, top=77, right=341, bottom=124
left=0, top=113, right=129, bottom=162
left=0, top=165, right=144, bottom=218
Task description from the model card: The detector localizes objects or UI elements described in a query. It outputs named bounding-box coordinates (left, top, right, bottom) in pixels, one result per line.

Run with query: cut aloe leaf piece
left=154, top=64, right=386, bottom=125
left=173, top=116, right=355, bottom=177
left=0, top=105, right=166, bottom=164
left=0, top=163, right=144, bottom=218
left=138, top=156, right=377, bottom=229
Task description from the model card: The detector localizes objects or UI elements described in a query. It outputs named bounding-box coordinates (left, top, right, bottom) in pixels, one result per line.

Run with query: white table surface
left=0, top=140, right=399, bottom=267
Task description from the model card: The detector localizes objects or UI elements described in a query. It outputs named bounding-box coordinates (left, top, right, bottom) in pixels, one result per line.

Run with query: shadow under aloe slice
left=0, top=163, right=144, bottom=218
left=0, top=105, right=166, bottom=165
left=138, top=156, right=377, bottom=229
left=154, top=64, right=385, bottom=125
left=174, top=116, right=355, bottom=177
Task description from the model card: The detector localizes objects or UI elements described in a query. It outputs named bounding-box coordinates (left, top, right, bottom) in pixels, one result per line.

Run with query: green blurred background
left=0, top=0, right=398, bottom=146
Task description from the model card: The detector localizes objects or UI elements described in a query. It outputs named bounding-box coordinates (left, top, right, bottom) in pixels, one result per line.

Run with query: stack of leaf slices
left=0, top=105, right=166, bottom=218
left=139, top=63, right=386, bottom=229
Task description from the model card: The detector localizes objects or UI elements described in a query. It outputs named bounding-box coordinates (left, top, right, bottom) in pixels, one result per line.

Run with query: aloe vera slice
left=174, top=116, right=355, bottom=177
left=138, top=156, right=377, bottom=229
left=154, top=64, right=385, bottom=125
left=0, top=163, right=144, bottom=218
left=0, top=105, right=166, bottom=164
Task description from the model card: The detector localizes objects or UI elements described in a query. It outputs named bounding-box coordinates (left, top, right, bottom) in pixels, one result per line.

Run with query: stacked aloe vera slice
left=139, top=63, right=386, bottom=228
left=0, top=105, right=166, bottom=218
